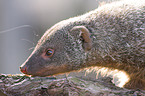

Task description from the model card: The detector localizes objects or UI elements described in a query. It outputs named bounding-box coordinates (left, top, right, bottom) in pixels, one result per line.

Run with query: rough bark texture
left=0, top=74, right=144, bottom=96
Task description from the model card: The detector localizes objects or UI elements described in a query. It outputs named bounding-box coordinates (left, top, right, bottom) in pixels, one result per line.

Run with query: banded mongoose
left=20, top=0, right=145, bottom=90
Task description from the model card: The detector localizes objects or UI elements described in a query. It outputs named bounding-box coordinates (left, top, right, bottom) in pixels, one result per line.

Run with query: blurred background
left=0, top=0, right=112, bottom=74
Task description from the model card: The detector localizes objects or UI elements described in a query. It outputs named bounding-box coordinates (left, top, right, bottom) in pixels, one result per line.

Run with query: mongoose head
left=20, top=21, right=92, bottom=76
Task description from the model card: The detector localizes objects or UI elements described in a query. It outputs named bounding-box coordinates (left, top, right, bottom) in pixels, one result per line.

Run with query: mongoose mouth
left=20, top=63, right=71, bottom=77
left=31, top=64, right=70, bottom=77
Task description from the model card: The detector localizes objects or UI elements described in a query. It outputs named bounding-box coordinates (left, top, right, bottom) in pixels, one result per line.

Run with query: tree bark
left=0, top=74, right=144, bottom=96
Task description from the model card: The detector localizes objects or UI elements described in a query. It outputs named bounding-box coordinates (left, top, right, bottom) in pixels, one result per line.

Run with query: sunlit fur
left=85, top=67, right=130, bottom=88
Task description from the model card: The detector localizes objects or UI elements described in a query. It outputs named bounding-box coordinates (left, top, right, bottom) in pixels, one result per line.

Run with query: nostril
left=20, top=66, right=27, bottom=74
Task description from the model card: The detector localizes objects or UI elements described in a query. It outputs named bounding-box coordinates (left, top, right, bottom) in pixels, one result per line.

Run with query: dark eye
left=46, top=49, right=54, bottom=57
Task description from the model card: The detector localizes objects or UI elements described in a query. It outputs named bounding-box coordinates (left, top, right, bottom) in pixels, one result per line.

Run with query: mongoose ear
left=70, top=26, right=92, bottom=51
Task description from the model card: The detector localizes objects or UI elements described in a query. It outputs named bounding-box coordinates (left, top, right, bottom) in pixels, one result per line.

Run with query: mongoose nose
left=20, top=66, right=27, bottom=74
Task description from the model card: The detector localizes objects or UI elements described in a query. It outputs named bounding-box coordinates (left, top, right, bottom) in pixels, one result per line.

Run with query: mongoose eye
left=46, top=49, right=54, bottom=57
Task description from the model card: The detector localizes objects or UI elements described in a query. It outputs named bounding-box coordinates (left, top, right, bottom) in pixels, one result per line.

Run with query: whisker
left=0, top=25, right=33, bottom=33
left=0, top=25, right=39, bottom=38
left=28, top=47, right=35, bottom=51
left=21, top=39, right=35, bottom=46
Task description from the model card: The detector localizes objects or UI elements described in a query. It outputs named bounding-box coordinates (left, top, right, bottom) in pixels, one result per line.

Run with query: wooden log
left=0, top=74, right=144, bottom=96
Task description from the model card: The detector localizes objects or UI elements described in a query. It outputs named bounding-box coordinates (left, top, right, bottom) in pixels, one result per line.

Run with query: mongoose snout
left=20, top=66, right=27, bottom=74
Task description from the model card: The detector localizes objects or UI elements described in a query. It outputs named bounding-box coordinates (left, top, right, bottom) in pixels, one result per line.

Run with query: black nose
left=20, top=66, right=27, bottom=74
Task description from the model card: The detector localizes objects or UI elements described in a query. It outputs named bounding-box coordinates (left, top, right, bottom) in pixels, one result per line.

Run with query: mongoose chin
left=20, top=0, right=145, bottom=90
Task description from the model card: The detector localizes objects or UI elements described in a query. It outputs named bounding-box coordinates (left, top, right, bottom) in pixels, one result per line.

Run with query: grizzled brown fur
left=20, top=0, right=145, bottom=90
